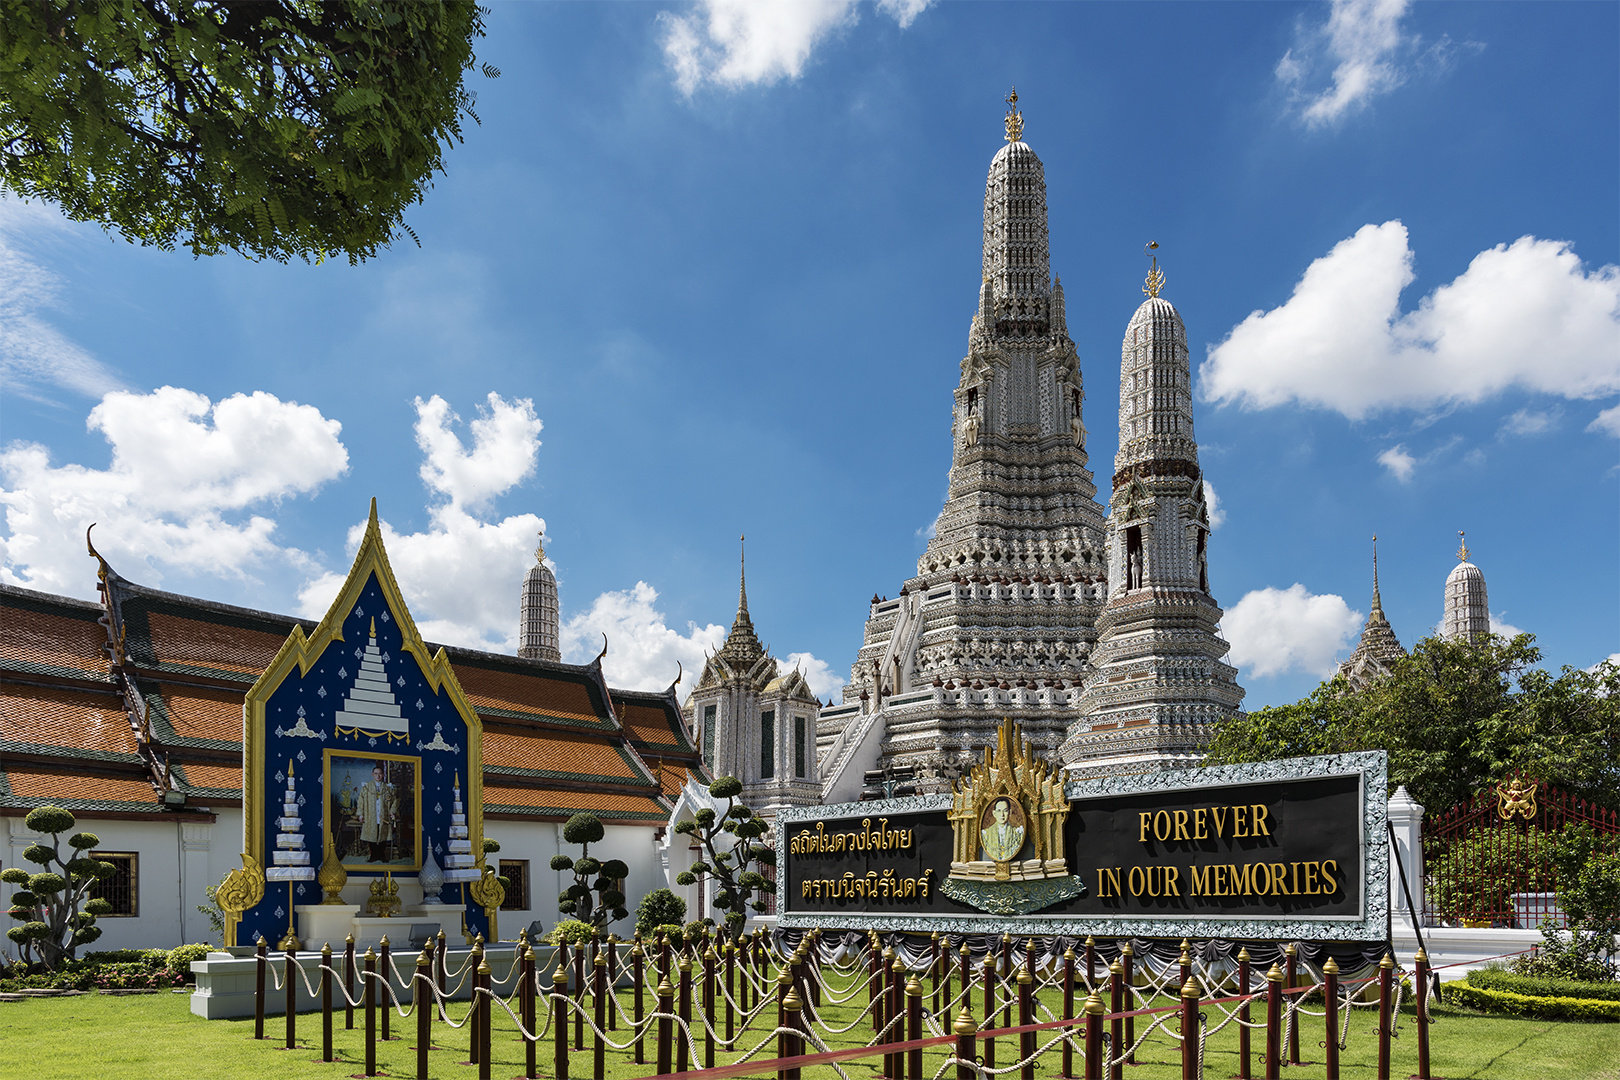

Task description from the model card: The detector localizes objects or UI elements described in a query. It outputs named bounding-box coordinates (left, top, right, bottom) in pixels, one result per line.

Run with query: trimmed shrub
left=542, top=919, right=597, bottom=945
left=1447, top=981, right=1620, bottom=1021
left=634, top=888, right=686, bottom=939
left=1466, top=967, right=1620, bottom=1002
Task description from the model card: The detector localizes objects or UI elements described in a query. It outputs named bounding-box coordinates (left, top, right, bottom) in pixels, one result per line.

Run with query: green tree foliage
left=1204, top=634, right=1619, bottom=813
left=671, top=776, right=775, bottom=945
left=0, top=0, right=495, bottom=263
left=3, top=806, right=117, bottom=970
left=549, top=812, right=628, bottom=932
left=633, top=887, right=686, bottom=940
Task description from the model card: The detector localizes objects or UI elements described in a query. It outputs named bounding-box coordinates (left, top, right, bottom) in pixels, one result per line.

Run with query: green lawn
left=2, top=972, right=1617, bottom=1080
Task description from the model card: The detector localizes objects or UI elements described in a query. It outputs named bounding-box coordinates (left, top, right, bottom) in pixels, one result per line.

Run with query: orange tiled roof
left=0, top=684, right=139, bottom=759
left=176, top=760, right=243, bottom=794
left=481, top=784, right=668, bottom=822
left=4, top=767, right=158, bottom=810
left=615, top=698, right=691, bottom=749
left=152, top=684, right=245, bottom=745
left=482, top=729, right=646, bottom=781
left=456, top=664, right=610, bottom=728
left=143, top=610, right=289, bottom=679
left=0, top=592, right=110, bottom=681
left=655, top=761, right=706, bottom=802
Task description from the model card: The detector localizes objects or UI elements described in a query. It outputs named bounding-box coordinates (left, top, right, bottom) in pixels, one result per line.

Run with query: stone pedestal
left=1387, top=785, right=1426, bottom=928
left=296, top=903, right=360, bottom=950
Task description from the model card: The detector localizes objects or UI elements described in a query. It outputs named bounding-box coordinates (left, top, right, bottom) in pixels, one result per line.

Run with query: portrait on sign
left=979, top=796, right=1027, bottom=862
left=326, top=751, right=422, bottom=871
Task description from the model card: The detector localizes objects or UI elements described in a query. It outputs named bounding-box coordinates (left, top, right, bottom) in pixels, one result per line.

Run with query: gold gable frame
left=221, top=499, right=489, bottom=946
left=947, top=718, right=1070, bottom=883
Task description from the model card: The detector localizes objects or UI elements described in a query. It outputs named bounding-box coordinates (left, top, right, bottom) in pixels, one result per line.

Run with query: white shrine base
left=189, top=945, right=518, bottom=1020
left=1390, top=920, right=1543, bottom=982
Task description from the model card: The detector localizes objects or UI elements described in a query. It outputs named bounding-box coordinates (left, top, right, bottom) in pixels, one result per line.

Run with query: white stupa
left=335, top=618, right=407, bottom=734
left=443, top=772, right=480, bottom=884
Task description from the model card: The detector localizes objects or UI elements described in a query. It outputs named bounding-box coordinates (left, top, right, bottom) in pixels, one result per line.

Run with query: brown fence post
left=703, top=944, right=717, bottom=1068
left=576, top=937, right=587, bottom=1051
left=364, top=947, right=377, bottom=1077
left=908, top=973, right=925, bottom=1080
left=955, top=1006, right=978, bottom=1080
left=677, top=955, right=693, bottom=1074
left=1083, top=992, right=1103, bottom=1080
left=435, top=929, right=447, bottom=1007
left=981, top=951, right=996, bottom=1074
left=1107, top=958, right=1123, bottom=1080
left=656, top=973, right=674, bottom=1076
left=932, top=932, right=943, bottom=1016
left=1377, top=953, right=1394, bottom=1080
left=596, top=951, right=609, bottom=1080
left=1415, top=948, right=1431, bottom=1080
left=1061, top=945, right=1076, bottom=1079
left=554, top=966, right=571, bottom=1080
left=1180, top=978, right=1200, bottom=1080
left=1179, top=939, right=1191, bottom=993
left=1285, top=944, right=1300, bottom=1065
left=1236, top=947, right=1252, bottom=1080
left=469, top=940, right=484, bottom=1066
left=892, top=954, right=907, bottom=1080
left=345, top=933, right=357, bottom=1030
left=1322, top=956, right=1340, bottom=1080
left=479, top=957, right=493, bottom=1080
left=784, top=986, right=804, bottom=1080
left=1121, top=942, right=1135, bottom=1066
left=321, top=942, right=334, bottom=1063
left=633, top=938, right=647, bottom=1065
left=608, top=937, right=620, bottom=1031
left=379, top=935, right=392, bottom=1043
left=1018, top=963, right=1036, bottom=1080
left=519, top=946, right=537, bottom=1080
left=285, top=946, right=298, bottom=1051
left=959, top=942, right=971, bottom=1011
left=725, top=938, right=736, bottom=1047
left=255, top=937, right=267, bottom=1040
left=1000, top=933, right=1013, bottom=1028
left=417, top=950, right=434, bottom=1080
left=1264, top=963, right=1282, bottom=1080
left=1084, top=936, right=1096, bottom=992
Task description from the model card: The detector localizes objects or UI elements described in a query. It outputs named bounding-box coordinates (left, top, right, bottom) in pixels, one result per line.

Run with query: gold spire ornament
left=1457, top=530, right=1469, bottom=562
left=1003, top=87, right=1023, bottom=143
left=1143, top=241, right=1165, bottom=298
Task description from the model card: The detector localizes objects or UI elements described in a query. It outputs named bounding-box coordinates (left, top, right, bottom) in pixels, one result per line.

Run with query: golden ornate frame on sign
left=324, top=749, right=425, bottom=872
left=223, top=499, right=486, bottom=946
left=947, top=717, right=1070, bottom=883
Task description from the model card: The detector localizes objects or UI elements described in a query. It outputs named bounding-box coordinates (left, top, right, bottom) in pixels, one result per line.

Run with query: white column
left=1387, top=785, right=1426, bottom=928
left=179, top=821, right=213, bottom=944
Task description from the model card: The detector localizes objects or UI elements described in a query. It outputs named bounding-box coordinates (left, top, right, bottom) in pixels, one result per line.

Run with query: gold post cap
left=960, top=943, right=971, bottom=956
left=1266, top=964, right=1284, bottom=982
left=1122, top=942, right=1133, bottom=956
left=417, top=950, right=432, bottom=967
left=322, top=942, right=332, bottom=956
left=1323, top=957, right=1339, bottom=975
left=1285, top=943, right=1296, bottom=957
left=778, top=970, right=793, bottom=988
left=784, top=987, right=802, bottom=1011
left=679, top=955, right=692, bottom=973
left=907, top=975, right=923, bottom=996
left=1380, top=953, right=1395, bottom=970
left=1181, top=978, right=1200, bottom=1000
left=1016, top=965, right=1032, bottom=986
left=1237, top=947, right=1250, bottom=962
left=658, top=976, right=674, bottom=997
left=932, top=931, right=941, bottom=941
left=1002, top=932, right=1012, bottom=943
left=1063, top=946, right=1075, bottom=961
left=1084, top=992, right=1105, bottom=1016
left=1415, top=947, right=1428, bottom=964
left=1084, top=936, right=1095, bottom=947
left=479, top=959, right=491, bottom=975
left=380, top=934, right=390, bottom=947
left=893, top=956, right=905, bottom=973
left=1109, top=959, right=1123, bottom=975
left=365, top=946, right=376, bottom=958
left=346, top=932, right=355, bottom=943
left=954, top=1006, right=979, bottom=1034
left=596, top=952, right=607, bottom=968
left=982, top=953, right=996, bottom=970
left=554, top=966, right=569, bottom=985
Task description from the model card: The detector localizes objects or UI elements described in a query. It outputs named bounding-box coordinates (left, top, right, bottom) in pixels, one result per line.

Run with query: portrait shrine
left=218, top=501, right=501, bottom=948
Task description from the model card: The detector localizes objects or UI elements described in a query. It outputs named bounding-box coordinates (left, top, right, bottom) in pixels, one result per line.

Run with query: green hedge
left=1466, top=968, right=1620, bottom=1002
left=1446, top=981, right=1620, bottom=1022
left=0, top=944, right=210, bottom=992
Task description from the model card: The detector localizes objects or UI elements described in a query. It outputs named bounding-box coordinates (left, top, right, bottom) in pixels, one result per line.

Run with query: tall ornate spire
left=1339, top=533, right=1405, bottom=688
left=718, top=534, right=763, bottom=664
left=518, top=530, right=561, bottom=661
left=1442, top=532, right=1490, bottom=642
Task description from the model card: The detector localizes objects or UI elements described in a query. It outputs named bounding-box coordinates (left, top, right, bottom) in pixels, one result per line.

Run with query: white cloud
left=1588, top=404, right=1620, bottom=438
left=660, top=0, right=932, bottom=95
left=1277, top=0, right=1412, bottom=127
left=1, top=387, right=346, bottom=596
left=414, top=392, right=542, bottom=512
left=0, top=197, right=128, bottom=403
left=1201, top=222, right=1620, bottom=420
left=1587, top=653, right=1620, bottom=674
left=1377, top=444, right=1416, bottom=482
left=1500, top=407, right=1559, bottom=438
left=295, top=393, right=544, bottom=653
left=1202, top=481, right=1225, bottom=529
left=1489, top=612, right=1525, bottom=640
left=559, top=581, right=727, bottom=693
left=1223, top=584, right=1363, bottom=680
left=779, top=652, right=846, bottom=701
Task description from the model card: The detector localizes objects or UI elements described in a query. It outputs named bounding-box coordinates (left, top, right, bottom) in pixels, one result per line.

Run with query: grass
left=1, top=968, right=1617, bottom=1080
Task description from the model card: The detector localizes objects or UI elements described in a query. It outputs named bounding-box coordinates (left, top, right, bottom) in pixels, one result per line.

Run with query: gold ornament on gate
left=1495, top=777, right=1538, bottom=821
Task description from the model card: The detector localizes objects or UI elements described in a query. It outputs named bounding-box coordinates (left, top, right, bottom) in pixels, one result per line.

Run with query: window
left=89, top=852, right=137, bottom=917
left=702, top=704, right=716, bottom=767
left=760, top=710, right=775, bottom=778
left=794, top=716, right=806, bottom=778
left=499, top=859, right=530, bottom=911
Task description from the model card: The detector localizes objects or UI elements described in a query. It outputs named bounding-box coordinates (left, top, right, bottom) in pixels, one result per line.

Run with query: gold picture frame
left=325, top=750, right=424, bottom=872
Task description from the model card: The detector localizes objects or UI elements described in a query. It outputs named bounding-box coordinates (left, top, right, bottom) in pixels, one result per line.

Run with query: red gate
left=1421, top=779, right=1619, bottom=929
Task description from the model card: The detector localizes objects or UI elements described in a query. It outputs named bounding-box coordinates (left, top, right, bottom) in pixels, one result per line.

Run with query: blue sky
left=2, top=0, right=1616, bottom=710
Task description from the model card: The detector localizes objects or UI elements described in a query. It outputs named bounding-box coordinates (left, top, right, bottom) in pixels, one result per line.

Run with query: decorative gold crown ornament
left=1004, top=87, right=1023, bottom=143
left=1144, top=241, right=1165, bottom=299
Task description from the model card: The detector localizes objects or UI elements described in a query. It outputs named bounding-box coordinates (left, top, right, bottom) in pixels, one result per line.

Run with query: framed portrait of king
left=325, top=750, right=423, bottom=871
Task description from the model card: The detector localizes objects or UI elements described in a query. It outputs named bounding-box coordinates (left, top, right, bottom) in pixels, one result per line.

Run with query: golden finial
left=1004, top=87, right=1023, bottom=143
left=1457, top=530, right=1469, bottom=563
left=535, top=532, right=546, bottom=564
left=1143, top=241, right=1165, bottom=299
left=369, top=616, right=376, bottom=638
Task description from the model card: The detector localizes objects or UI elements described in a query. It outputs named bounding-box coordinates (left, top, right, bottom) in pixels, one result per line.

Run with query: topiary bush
left=634, top=888, right=686, bottom=940
left=551, top=813, right=628, bottom=932
left=542, top=919, right=597, bottom=946
left=671, top=776, right=772, bottom=945
left=3, top=806, right=118, bottom=969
